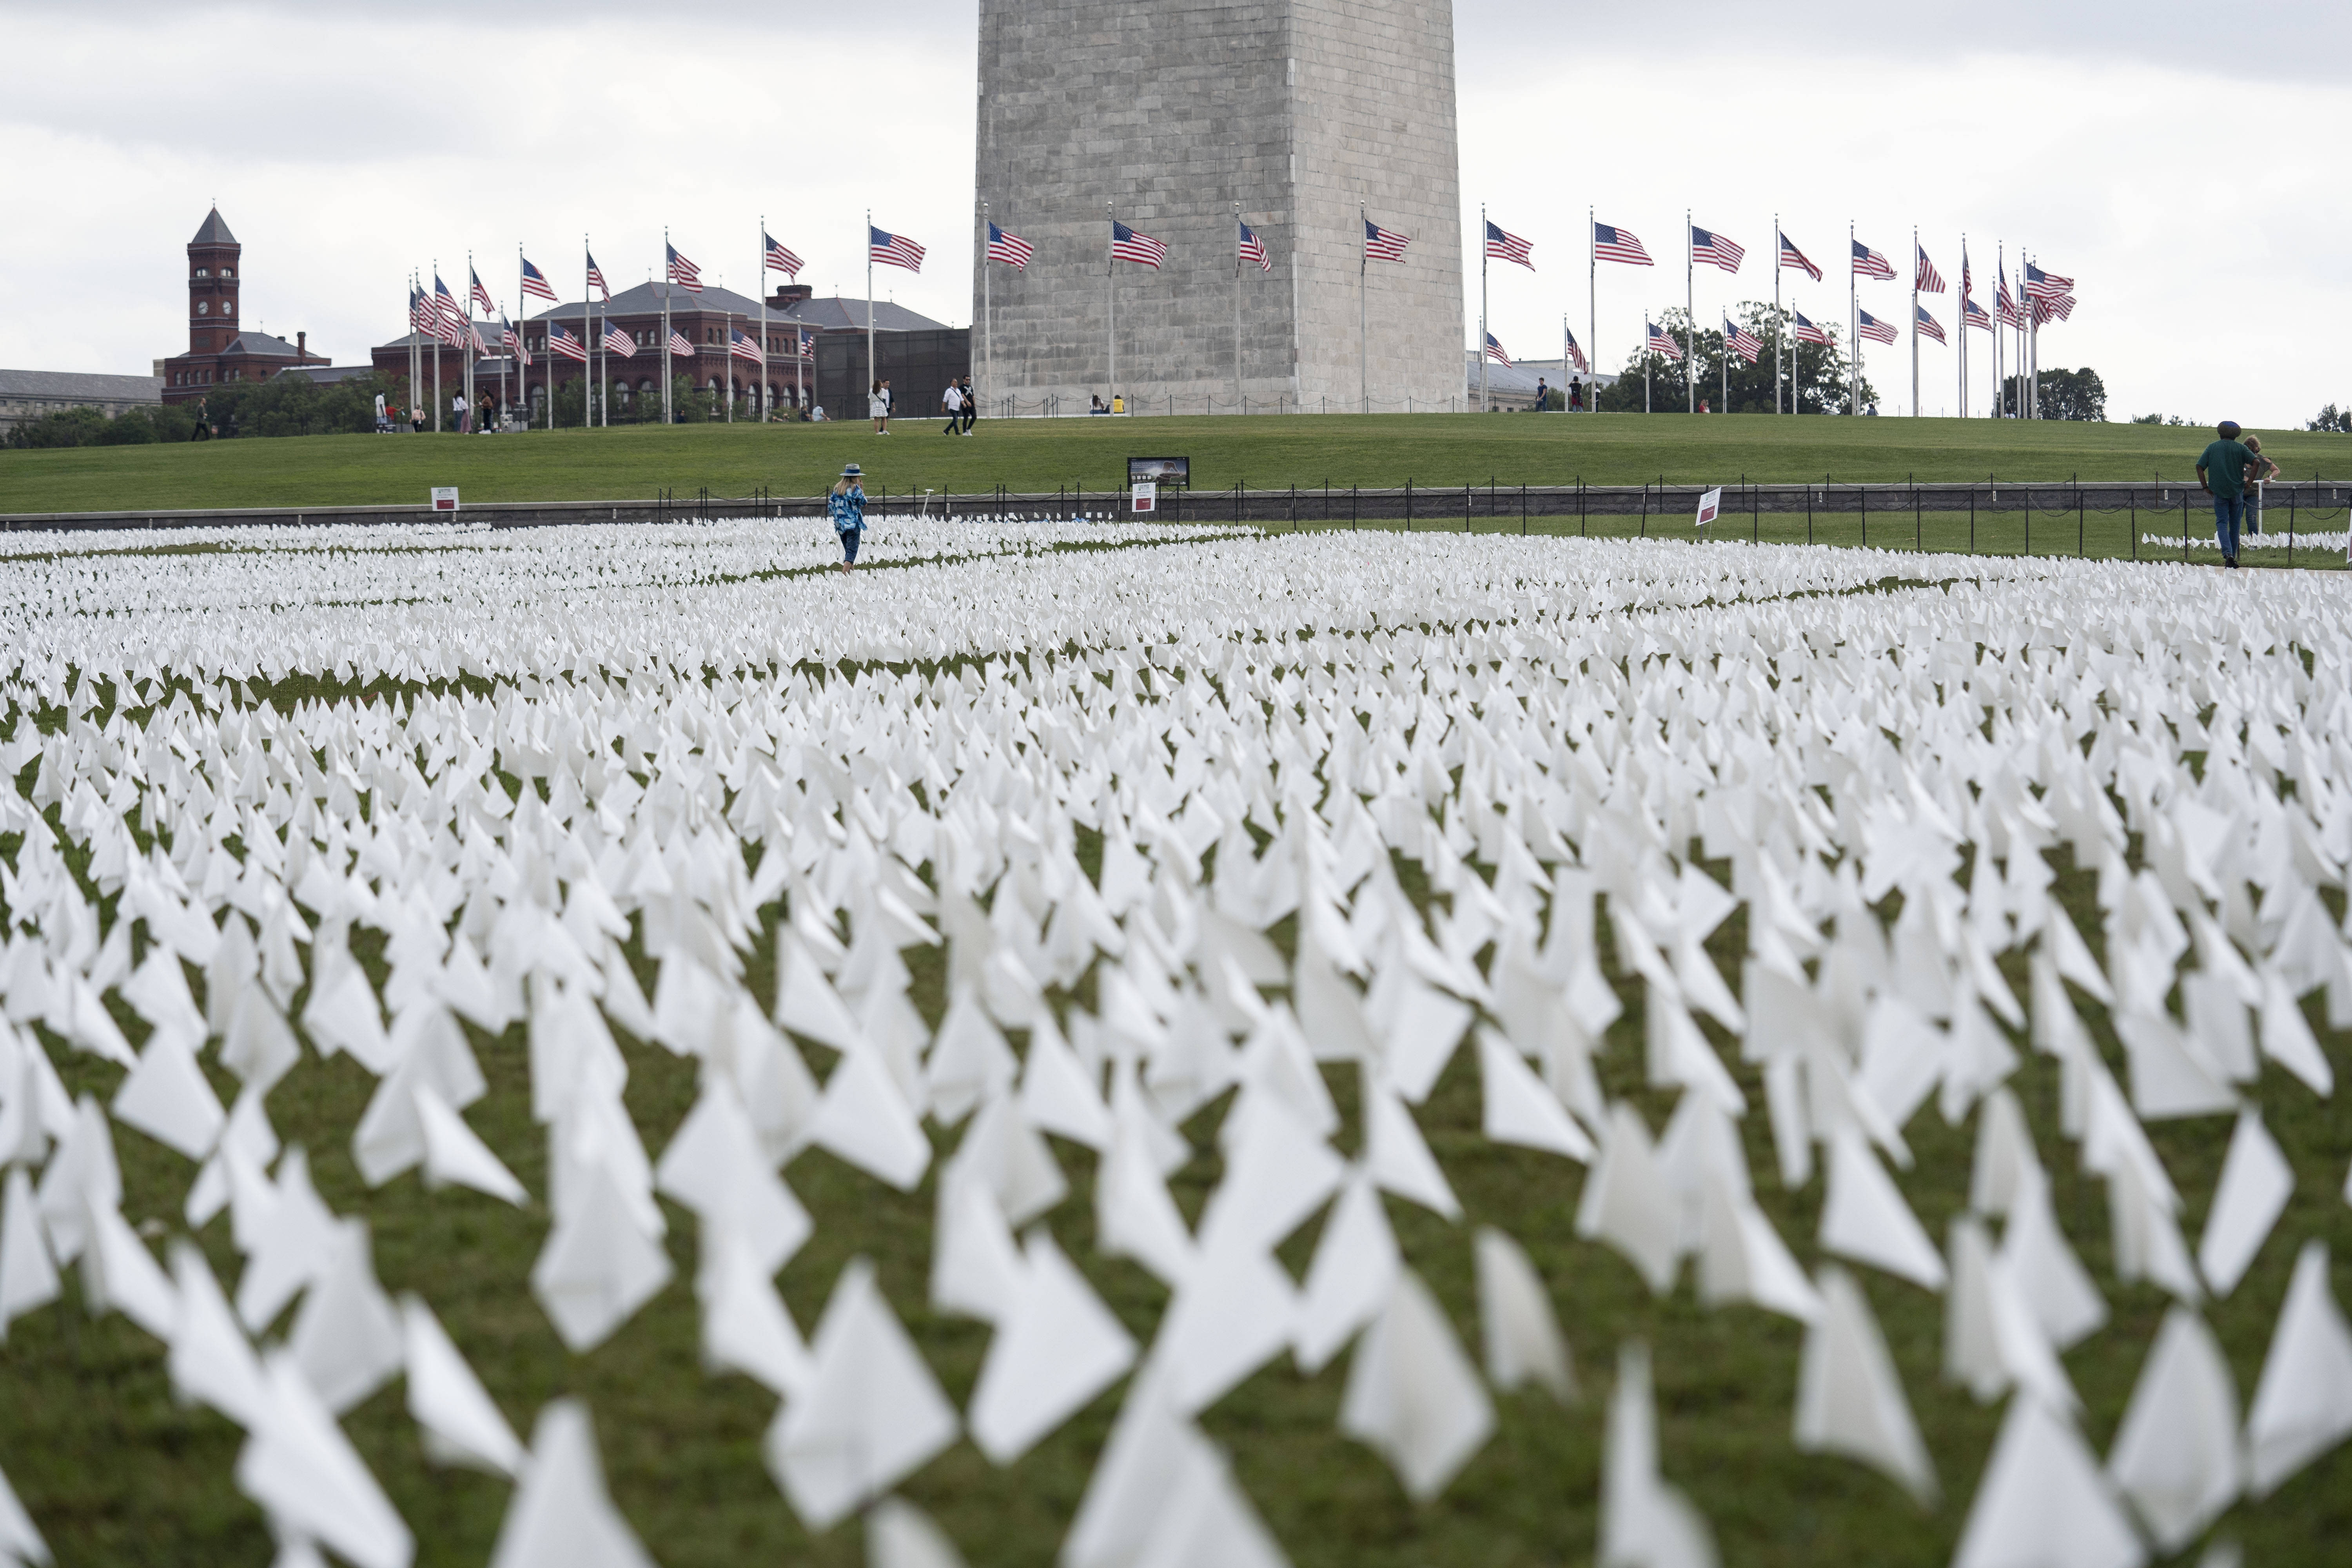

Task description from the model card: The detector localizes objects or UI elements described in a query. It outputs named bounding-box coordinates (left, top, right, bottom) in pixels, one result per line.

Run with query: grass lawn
left=5, top=413, right=2348, bottom=516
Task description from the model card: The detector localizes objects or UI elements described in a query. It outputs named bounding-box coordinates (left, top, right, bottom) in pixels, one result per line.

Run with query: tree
left=2001, top=367, right=2105, bottom=421
left=1594, top=305, right=1870, bottom=414
left=2307, top=403, right=2350, bottom=434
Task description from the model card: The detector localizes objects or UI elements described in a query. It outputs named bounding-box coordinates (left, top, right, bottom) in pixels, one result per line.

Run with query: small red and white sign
left=1694, top=486, right=1721, bottom=529
left=1131, top=481, right=1156, bottom=514
left=430, top=486, right=460, bottom=512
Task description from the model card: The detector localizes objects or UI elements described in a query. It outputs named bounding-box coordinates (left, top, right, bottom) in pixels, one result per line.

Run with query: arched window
left=221, top=267, right=233, bottom=278
left=194, top=268, right=209, bottom=279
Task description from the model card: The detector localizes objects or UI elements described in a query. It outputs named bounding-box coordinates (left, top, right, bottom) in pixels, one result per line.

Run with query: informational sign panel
left=1127, top=457, right=1190, bottom=490
left=1131, top=482, right=1157, bottom=514
left=1694, top=487, right=1721, bottom=529
left=431, top=487, right=460, bottom=512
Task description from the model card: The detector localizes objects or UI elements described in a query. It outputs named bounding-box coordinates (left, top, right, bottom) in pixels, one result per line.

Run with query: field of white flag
left=0, top=516, right=2347, bottom=1568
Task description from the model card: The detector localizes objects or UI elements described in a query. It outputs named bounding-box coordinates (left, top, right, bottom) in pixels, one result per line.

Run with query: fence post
left=1860, top=483, right=1867, bottom=549
left=1464, top=482, right=1470, bottom=534
left=1406, top=480, right=1413, bottom=531
left=1970, top=487, right=1976, bottom=553
left=1580, top=478, right=1587, bottom=537
left=2076, top=474, right=2084, bottom=557
left=1752, top=478, right=1759, bottom=543
left=2288, top=485, right=2295, bottom=566
left=1352, top=483, right=1358, bottom=530
left=1521, top=483, right=1527, bottom=535
left=2130, top=492, right=2136, bottom=561
left=2182, top=490, right=2188, bottom=561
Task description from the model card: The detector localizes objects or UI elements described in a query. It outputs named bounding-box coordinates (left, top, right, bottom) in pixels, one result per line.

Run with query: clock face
left=197, top=302, right=209, bottom=315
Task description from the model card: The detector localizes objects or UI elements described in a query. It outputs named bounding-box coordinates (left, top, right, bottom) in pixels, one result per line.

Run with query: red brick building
left=370, top=281, right=954, bottom=421
left=159, top=208, right=329, bottom=403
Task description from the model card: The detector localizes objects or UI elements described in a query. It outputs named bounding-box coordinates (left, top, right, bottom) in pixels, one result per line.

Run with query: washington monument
left=973, top=0, right=1465, bottom=414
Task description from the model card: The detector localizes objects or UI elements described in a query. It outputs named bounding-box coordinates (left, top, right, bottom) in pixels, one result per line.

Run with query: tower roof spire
left=191, top=206, right=238, bottom=246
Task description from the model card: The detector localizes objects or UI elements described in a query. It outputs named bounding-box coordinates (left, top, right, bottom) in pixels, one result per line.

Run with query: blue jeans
left=838, top=527, right=861, bottom=563
left=2246, top=486, right=2261, bottom=534
left=2212, top=493, right=2244, bottom=558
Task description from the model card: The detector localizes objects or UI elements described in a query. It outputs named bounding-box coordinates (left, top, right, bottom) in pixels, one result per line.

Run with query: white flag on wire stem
left=1695, top=488, right=1722, bottom=529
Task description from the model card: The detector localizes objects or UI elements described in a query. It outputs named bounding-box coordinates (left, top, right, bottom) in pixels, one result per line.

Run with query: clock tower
left=187, top=207, right=240, bottom=355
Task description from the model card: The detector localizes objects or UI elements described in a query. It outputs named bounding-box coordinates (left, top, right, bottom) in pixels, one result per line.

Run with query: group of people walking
left=864, top=376, right=978, bottom=436
left=2196, top=420, right=2283, bottom=568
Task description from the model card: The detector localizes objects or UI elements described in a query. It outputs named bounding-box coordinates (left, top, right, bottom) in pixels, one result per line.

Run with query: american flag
left=987, top=222, right=1034, bottom=269
left=1564, top=326, right=1588, bottom=372
left=1593, top=222, right=1652, bottom=266
left=603, top=320, right=636, bottom=356
left=1962, top=297, right=1993, bottom=331
left=1915, top=245, right=1946, bottom=294
left=729, top=328, right=764, bottom=363
left=470, top=269, right=495, bottom=314
left=870, top=225, right=926, bottom=271
left=465, top=319, right=488, bottom=356
left=2033, top=292, right=2076, bottom=324
left=1238, top=220, right=1271, bottom=272
left=1365, top=219, right=1412, bottom=262
left=1111, top=220, right=1168, bottom=269
left=520, top=258, right=558, bottom=302
left=1995, top=268, right=2024, bottom=328
left=1857, top=309, right=1898, bottom=345
left=1793, top=310, right=1831, bottom=345
left=1960, top=248, right=1973, bottom=303
left=1779, top=234, right=1822, bottom=281
left=798, top=330, right=815, bottom=361
left=2024, top=261, right=2073, bottom=301
left=586, top=251, right=609, bottom=301
left=666, top=243, right=702, bottom=292
left=1725, top=318, right=1764, bottom=363
left=1484, top=220, right=1534, bottom=269
left=1645, top=320, right=1684, bottom=360
left=548, top=325, right=589, bottom=362
left=501, top=315, right=530, bottom=366
left=1915, top=304, right=1946, bottom=344
left=764, top=232, right=803, bottom=277
left=432, top=276, right=464, bottom=346
left=408, top=285, right=432, bottom=337
left=1852, top=241, right=1896, bottom=281
left=668, top=330, right=696, bottom=358
left=1484, top=332, right=1513, bottom=367
left=1691, top=225, right=1745, bottom=273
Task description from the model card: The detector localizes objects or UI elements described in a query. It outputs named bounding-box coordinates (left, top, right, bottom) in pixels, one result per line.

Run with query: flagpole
left=1562, top=313, right=1569, bottom=408
left=1587, top=206, right=1595, bottom=417
left=1773, top=217, right=1783, bottom=415
left=1684, top=209, right=1694, bottom=414
left=1479, top=203, right=1489, bottom=414
left=409, top=272, right=421, bottom=431
left=1359, top=201, right=1368, bottom=415
left=463, top=251, right=477, bottom=432
left=1909, top=226, right=1919, bottom=418
left=1958, top=236, right=1967, bottom=419
left=1848, top=221, right=1859, bottom=416
left=1644, top=321, right=1651, bottom=414
left=661, top=230, right=673, bottom=426
left=981, top=200, right=992, bottom=420
left=432, top=259, right=442, bottom=432
left=725, top=301, right=734, bottom=423
left=1234, top=200, right=1244, bottom=414
left=1107, top=200, right=1117, bottom=414
left=866, top=211, right=878, bottom=421
left=516, top=245, right=526, bottom=431
left=758, top=218, right=768, bottom=423
left=1720, top=314, right=1728, bottom=416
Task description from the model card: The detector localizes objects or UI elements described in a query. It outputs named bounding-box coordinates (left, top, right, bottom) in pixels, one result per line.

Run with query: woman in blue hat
left=829, top=463, right=867, bottom=574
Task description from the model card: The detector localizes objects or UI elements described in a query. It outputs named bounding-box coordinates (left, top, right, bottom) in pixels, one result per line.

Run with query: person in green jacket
left=2196, top=420, right=2255, bottom=567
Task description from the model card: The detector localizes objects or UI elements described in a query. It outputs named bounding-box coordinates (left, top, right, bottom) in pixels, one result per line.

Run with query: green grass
left=2, top=667, right=2348, bottom=1568
left=4, top=413, right=2347, bottom=516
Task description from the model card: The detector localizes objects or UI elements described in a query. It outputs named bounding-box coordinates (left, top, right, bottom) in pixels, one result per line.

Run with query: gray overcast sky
left=4, top=1, right=2344, bottom=425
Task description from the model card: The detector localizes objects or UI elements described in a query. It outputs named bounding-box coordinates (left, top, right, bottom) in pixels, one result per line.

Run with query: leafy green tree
left=1594, top=305, right=1868, bottom=414
left=2308, top=403, right=2350, bottom=433
left=2001, top=367, right=2105, bottom=421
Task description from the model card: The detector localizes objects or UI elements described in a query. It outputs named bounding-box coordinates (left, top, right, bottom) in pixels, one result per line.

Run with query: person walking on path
left=2197, top=420, right=2257, bottom=567
left=829, top=463, right=868, bottom=574
left=869, top=378, right=892, bottom=434
left=2243, top=434, right=2280, bottom=536
left=957, top=375, right=977, bottom=435
left=941, top=378, right=963, bottom=435
left=190, top=396, right=212, bottom=441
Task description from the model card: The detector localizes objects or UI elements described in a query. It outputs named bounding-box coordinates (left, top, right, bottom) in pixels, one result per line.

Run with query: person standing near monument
left=829, top=463, right=868, bottom=573
left=941, top=378, right=963, bottom=435
left=2196, top=420, right=2256, bottom=567
left=870, top=378, right=892, bottom=434
left=958, top=375, right=977, bottom=435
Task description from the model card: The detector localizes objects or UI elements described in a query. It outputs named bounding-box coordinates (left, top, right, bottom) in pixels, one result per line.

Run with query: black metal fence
left=8, top=478, right=2346, bottom=566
